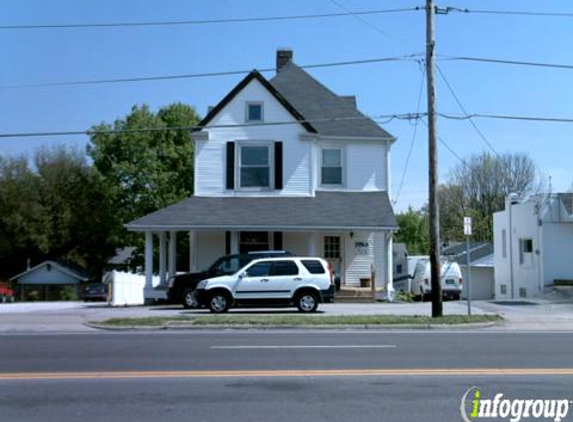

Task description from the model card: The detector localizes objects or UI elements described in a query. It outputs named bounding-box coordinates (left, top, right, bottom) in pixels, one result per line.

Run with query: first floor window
left=519, top=238, right=533, bottom=265
left=239, top=145, right=270, bottom=188
left=321, top=148, right=343, bottom=186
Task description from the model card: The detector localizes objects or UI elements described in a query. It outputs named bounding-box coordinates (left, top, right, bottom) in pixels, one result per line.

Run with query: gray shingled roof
left=441, top=242, right=493, bottom=265
left=126, top=191, right=397, bottom=231
left=269, top=63, right=394, bottom=139
left=559, top=193, right=573, bottom=214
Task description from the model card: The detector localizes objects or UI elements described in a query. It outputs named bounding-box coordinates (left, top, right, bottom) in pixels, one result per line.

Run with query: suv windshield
left=208, top=255, right=242, bottom=274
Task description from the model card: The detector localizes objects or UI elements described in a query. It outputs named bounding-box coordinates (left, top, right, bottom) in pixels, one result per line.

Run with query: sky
left=1, top=0, right=572, bottom=212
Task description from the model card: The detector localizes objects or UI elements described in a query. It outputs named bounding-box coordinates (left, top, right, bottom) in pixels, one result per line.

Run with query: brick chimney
left=276, top=49, right=293, bottom=72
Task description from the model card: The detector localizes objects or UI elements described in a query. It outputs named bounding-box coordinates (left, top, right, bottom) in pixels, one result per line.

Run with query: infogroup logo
left=460, top=387, right=571, bottom=422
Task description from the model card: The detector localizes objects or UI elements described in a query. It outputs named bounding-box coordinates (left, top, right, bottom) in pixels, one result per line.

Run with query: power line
left=435, top=64, right=500, bottom=157
left=0, top=113, right=425, bottom=139
left=0, top=55, right=420, bottom=89
left=440, top=55, right=573, bottom=71
left=394, top=65, right=426, bottom=205
left=327, top=0, right=396, bottom=40
left=439, top=113, right=573, bottom=124
left=419, top=118, right=466, bottom=164
left=0, top=8, right=420, bottom=30
left=445, top=7, right=573, bottom=18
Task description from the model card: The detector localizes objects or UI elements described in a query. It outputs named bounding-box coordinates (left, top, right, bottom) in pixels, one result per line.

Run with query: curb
left=85, top=321, right=501, bottom=331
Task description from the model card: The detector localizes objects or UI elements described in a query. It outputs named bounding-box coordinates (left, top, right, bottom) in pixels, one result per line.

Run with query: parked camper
left=411, top=259, right=463, bottom=301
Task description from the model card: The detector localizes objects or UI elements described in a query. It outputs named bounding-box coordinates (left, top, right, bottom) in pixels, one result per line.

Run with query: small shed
left=10, top=261, right=91, bottom=301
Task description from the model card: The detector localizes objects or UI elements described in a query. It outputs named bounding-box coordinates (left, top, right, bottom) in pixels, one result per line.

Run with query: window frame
left=245, top=101, right=264, bottom=123
left=320, top=147, right=345, bottom=187
left=236, top=141, right=274, bottom=190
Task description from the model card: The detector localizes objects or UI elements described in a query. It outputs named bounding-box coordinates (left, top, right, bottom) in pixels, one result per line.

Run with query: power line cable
left=419, top=118, right=466, bottom=165
left=435, top=64, right=500, bottom=157
left=0, top=8, right=420, bottom=30
left=327, top=0, right=397, bottom=40
left=394, top=64, right=426, bottom=205
left=444, top=7, right=573, bottom=18
left=439, top=55, right=573, bottom=71
left=0, top=55, right=420, bottom=89
left=439, top=113, right=573, bottom=124
left=0, top=113, right=426, bottom=139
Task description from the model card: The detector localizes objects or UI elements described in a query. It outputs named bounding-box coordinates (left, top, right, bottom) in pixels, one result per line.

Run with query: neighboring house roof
left=10, top=260, right=92, bottom=282
left=108, top=247, right=137, bottom=266
left=558, top=193, right=573, bottom=215
left=441, top=242, right=494, bottom=266
left=194, top=61, right=394, bottom=140
left=194, top=70, right=317, bottom=133
left=270, top=62, right=394, bottom=139
left=126, top=191, right=397, bottom=231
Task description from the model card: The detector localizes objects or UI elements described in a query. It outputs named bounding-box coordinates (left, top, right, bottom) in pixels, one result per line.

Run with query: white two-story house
left=126, top=49, right=398, bottom=303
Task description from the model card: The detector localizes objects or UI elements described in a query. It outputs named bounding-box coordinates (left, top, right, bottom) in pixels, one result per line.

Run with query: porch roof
left=125, top=191, right=397, bottom=232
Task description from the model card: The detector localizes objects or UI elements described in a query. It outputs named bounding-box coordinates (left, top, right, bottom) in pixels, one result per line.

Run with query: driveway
left=1, top=299, right=572, bottom=332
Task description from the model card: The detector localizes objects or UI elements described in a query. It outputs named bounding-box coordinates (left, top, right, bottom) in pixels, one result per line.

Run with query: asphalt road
left=1, top=331, right=573, bottom=422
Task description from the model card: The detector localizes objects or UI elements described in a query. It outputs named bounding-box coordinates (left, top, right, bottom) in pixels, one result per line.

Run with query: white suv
left=195, top=257, right=335, bottom=313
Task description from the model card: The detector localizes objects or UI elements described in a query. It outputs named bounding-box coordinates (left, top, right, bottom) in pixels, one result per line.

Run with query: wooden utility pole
left=426, top=0, right=443, bottom=317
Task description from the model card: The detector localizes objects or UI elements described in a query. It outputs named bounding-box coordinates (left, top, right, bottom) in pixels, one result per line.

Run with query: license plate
left=445, top=279, right=456, bottom=285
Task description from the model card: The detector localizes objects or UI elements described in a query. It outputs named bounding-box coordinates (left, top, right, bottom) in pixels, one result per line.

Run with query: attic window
left=246, top=102, right=263, bottom=122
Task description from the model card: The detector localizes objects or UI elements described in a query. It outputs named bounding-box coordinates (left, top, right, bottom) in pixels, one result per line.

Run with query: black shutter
left=274, top=142, right=283, bottom=190
left=273, top=232, right=283, bottom=250
left=225, top=231, right=231, bottom=255
left=226, top=142, right=235, bottom=190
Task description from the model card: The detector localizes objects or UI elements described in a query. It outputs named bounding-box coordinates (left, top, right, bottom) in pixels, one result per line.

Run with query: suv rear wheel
left=182, top=288, right=199, bottom=309
left=296, top=291, right=319, bottom=313
left=209, top=291, right=231, bottom=313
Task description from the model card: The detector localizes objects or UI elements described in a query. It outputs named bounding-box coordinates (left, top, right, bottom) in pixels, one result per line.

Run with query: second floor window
left=239, top=145, right=271, bottom=188
left=321, top=148, right=343, bottom=186
left=246, top=102, right=263, bottom=122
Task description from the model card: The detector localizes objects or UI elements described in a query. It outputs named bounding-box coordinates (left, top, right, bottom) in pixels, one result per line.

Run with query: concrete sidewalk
left=0, top=300, right=572, bottom=332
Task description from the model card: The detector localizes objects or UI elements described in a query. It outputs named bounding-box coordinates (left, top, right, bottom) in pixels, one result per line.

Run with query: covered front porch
left=125, top=191, right=398, bottom=303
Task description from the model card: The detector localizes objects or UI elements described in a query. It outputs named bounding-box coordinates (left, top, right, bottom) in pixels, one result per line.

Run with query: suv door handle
left=260, top=278, right=269, bottom=283
left=293, top=277, right=302, bottom=281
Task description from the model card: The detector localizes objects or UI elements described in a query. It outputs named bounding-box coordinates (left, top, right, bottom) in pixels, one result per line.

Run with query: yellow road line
left=1, top=368, right=573, bottom=380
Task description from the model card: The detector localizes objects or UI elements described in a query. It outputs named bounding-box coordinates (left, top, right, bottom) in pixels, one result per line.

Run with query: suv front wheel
left=296, top=291, right=319, bottom=313
left=209, top=291, right=231, bottom=313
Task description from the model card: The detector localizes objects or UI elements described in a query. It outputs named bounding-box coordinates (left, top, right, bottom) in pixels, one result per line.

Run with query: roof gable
left=10, top=260, right=91, bottom=282
left=194, top=70, right=316, bottom=133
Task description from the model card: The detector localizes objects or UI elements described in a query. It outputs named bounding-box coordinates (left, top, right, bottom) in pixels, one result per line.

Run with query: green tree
left=87, top=103, right=201, bottom=268
left=88, top=103, right=200, bottom=225
left=0, top=147, right=119, bottom=280
left=394, top=206, right=429, bottom=255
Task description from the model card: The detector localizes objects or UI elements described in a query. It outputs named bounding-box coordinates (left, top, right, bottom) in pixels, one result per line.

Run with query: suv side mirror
left=239, top=271, right=247, bottom=279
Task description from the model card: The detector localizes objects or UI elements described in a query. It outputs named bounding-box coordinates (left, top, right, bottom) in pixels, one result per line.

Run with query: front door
left=324, top=235, right=342, bottom=283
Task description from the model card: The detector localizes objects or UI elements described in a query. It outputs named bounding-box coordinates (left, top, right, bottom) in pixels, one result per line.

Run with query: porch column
left=230, top=231, right=239, bottom=254
left=144, top=231, right=154, bottom=292
left=168, top=231, right=177, bottom=278
left=189, top=231, right=197, bottom=272
left=159, top=232, right=167, bottom=286
left=307, top=232, right=317, bottom=256
left=385, top=232, right=394, bottom=301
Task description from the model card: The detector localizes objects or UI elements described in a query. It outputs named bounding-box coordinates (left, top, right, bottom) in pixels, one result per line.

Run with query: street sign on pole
left=463, top=217, right=472, bottom=236
left=464, top=217, right=472, bottom=316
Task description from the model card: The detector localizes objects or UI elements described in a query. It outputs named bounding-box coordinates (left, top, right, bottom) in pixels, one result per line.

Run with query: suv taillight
left=424, top=278, right=429, bottom=286
left=459, top=278, right=463, bottom=284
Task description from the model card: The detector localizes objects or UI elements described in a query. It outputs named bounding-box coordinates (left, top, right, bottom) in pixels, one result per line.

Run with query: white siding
left=344, top=232, right=376, bottom=286
left=196, top=232, right=225, bottom=271
left=541, top=222, right=573, bottom=285
left=195, top=79, right=311, bottom=196
left=315, top=141, right=388, bottom=191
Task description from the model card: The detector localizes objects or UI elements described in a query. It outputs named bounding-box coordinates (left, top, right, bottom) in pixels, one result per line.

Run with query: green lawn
left=94, top=314, right=502, bottom=328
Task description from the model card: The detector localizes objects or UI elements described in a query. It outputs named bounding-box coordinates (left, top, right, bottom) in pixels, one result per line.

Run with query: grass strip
left=95, top=314, right=502, bottom=327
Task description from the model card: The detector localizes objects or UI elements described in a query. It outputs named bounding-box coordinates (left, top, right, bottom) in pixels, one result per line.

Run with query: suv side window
left=212, top=255, right=241, bottom=274
left=246, top=261, right=273, bottom=277
left=271, top=260, right=299, bottom=276
left=301, top=260, right=325, bottom=274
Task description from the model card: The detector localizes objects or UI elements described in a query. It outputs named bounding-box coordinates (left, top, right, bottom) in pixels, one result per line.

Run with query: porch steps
left=335, top=287, right=375, bottom=303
